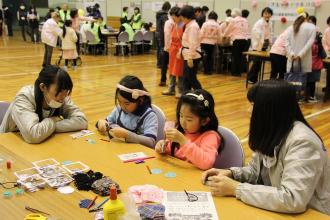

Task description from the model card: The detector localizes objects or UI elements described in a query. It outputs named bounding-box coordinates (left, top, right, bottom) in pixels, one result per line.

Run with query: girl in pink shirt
left=199, top=11, right=221, bottom=75
left=269, top=28, right=288, bottom=79
left=179, top=5, right=203, bottom=92
left=155, top=89, right=222, bottom=170
left=223, top=8, right=249, bottom=76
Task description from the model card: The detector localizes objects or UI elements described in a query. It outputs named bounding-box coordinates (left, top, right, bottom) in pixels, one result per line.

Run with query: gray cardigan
left=230, top=121, right=330, bottom=215
left=0, top=85, right=88, bottom=143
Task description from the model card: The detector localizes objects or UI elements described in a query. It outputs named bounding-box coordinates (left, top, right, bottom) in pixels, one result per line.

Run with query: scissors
left=24, top=214, right=47, bottom=220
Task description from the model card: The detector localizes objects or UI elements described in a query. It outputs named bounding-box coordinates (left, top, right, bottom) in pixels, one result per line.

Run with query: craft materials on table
left=128, top=185, right=164, bottom=204
left=70, top=130, right=94, bottom=139
left=118, top=152, right=155, bottom=163
left=162, top=191, right=219, bottom=220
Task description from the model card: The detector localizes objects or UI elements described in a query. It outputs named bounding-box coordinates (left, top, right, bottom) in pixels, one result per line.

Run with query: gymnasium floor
left=1, top=34, right=329, bottom=161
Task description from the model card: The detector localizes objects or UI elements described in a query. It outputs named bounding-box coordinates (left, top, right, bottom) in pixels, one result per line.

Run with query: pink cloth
left=164, top=130, right=221, bottom=170
left=312, top=42, right=323, bottom=70
left=322, top=27, right=330, bottom=56
left=270, top=29, right=288, bottom=56
left=264, top=21, right=271, bottom=40
left=181, top=20, right=201, bottom=60
left=128, top=185, right=163, bottom=204
left=223, top=16, right=250, bottom=41
left=199, top=19, right=221, bottom=45
left=41, top=18, right=62, bottom=47
left=164, top=18, right=175, bottom=51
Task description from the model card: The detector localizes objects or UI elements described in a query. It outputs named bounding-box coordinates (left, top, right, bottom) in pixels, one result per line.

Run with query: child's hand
left=207, top=176, right=240, bottom=197
left=110, top=127, right=129, bottom=139
left=201, top=168, right=232, bottom=185
left=165, top=129, right=187, bottom=145
left=155, top=140, right=166, bottom=154
left=97, top=119, right=108, bottom=133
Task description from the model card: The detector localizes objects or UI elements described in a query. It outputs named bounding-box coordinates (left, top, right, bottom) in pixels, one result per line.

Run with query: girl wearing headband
left=96, top=75, right=159, bottom=148
left=155, top=89, right=222, bottom=170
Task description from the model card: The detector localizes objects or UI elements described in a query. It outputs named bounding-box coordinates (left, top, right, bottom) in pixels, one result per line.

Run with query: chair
left=151, top=104, right=166, bottom=142
left=142, top=31, right=154, bottom=53
left=213, top=126, right=245, bottom=169
left=0, top=102, right=10, bottom=125
left=85, top=30, right=105, bottom=55
left=131, top=31, right=144, bottom=55
left=113, top=32, right=129, bottom=56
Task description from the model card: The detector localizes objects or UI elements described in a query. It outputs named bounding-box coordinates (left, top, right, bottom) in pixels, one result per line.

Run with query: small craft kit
left=14, top=158, right=89, bottom=191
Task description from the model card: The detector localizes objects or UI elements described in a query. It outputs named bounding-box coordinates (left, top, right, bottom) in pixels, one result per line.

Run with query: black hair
left=34, top=65, right=73, bottom=121
left=29, top=5, right=37, bottom=15
left=95, top=3, right=100, bottom=9
left=294, top=14, right=308, bottom=35
left=242, top=9, right=249, bottom=18
left=134, top=7, right=140, bottom=13
left=169, top=6, right=181, bottom=17
left=308, top=15, right=317, bottom=25
left=143, top=22, right=152, bottom=31
left=194, top=7, right=202, bottom=13
left=202, top=6, right=209, bottom=13
left=70, top=8, right=78, bottom=18
left=115, top=75, right=151, bottom=107
left=225, top=9, right=232, bottom=17
left=172, top=89, right=221, bottom=155
left=327, top=16, right=330, bottom=25
left=123, top=7, right=128, bottom=12
left=208, top=11, right=218, bottom=21
left=62, top=20, right=72, bottom=38
left=247, top=80, right=323, bottom=157
left=180, top=5, right=195, bottom=20
left=261, top=7, right=273, bottom=16
left=162, top=1, right=171, bottom=12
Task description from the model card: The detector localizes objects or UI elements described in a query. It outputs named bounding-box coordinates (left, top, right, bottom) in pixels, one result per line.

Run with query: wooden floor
left=1, top=34, right=330, bottom=161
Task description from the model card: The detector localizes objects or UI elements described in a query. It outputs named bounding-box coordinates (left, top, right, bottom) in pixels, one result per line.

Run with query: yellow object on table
left=24, top=214, right=47, bottom=220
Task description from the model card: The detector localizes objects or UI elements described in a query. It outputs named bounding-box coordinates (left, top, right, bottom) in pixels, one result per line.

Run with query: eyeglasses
left=184, top=189, right=198, bottom=202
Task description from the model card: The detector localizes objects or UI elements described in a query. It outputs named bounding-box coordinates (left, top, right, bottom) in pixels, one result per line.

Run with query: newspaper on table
left=163, top=191, right=219, bottom=220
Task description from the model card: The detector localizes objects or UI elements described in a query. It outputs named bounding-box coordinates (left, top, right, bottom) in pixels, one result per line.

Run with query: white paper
left=118, top=152, right=147, bottom=162
left=163, top=191, right=219, bottom=220
left=70, top=130, right=94, bottom=139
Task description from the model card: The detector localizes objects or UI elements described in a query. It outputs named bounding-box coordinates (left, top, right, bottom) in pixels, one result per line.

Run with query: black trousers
left=183, top=59, right=202, bottom=92
left=160, top=50, right=169, bottom=83
left=270, top=53, right=287, bottom=79
left=42, top=44, right=53, bottom=67
left=30, top=27, right=39, bottom=42
left=201, top=43, right=215, bottom=74
left=156, top=38, right=162, bottom=67
left=248, top=40, right=269, bottom=82
left=0, top=22, right=2, bottom=36
left=7, top=22, right=13, bottom=36
left=20, top=25, right=28, bottom=41
left=324, top=63, right=330, bottom=101
left=231, top=39, right=248, bottom=76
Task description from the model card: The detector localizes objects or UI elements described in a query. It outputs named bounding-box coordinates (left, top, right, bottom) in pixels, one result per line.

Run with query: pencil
left=100, top=138, right=110, bottom=142
left=95, top=198, right=109, bottom=209
left=124, top=156, right=156, bottom=163
left=87, top=196, right=98, bottom=209
left=146, top=165, right=152, bottom=174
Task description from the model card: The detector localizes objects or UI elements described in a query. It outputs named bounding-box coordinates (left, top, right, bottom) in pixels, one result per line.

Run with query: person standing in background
left=59, top=4, right=71, bottom=27
left=156, top=1, right=171, bottom=69
left=0, top=8, right=3, bottom=37
left=3, top=5, right=13, bottom=37
left=17, top=2, right=29, bottom=41
left=131, top=7, right=142, bottom=31
left=247, top=7, right=273, bottom=84
left=121, top=7, right=129, bottom=24
left=28, top=5, right=40, bottom=43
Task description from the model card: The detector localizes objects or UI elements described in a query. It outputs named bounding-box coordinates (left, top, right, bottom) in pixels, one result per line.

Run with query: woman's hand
left=110, top=127, right=129, bottom=139
left=201, top=168, right=233, bottom=185
left=97, top=119, right=108, bottom=133
left=207, top=176, right=240, bottom=197
left=187, top=59, right=194, bottom=68
left=155, top=140, right=166, bottom=154
left=165, top=129, right=187, bottom=145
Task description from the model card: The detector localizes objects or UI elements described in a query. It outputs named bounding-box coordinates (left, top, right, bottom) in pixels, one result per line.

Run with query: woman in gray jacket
left=202, top=80, right=330, bottom=215
left=0, top=65, right=88, bottom=144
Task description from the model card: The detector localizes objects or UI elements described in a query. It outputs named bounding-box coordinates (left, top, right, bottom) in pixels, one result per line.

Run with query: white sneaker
left=308, top=97, right=319, bottom=103
left=63, top=66, right=68, bottom=71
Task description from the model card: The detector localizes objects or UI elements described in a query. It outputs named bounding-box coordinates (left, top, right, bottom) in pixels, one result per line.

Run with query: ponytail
left=294, top=13, right=308, bottom=35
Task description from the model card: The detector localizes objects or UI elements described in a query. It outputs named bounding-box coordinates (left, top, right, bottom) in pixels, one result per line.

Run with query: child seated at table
left=96, top=76, right=159, bottom=148
left=155, top=89, right=222, bottom=170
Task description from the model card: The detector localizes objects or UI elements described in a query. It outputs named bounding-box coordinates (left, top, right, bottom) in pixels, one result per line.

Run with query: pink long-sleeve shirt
left=72, top=16, right=95, bottom=32
left=164, top=130, right=221, bottom=170
left=223, top=16, right=250, bottom=41
left=199, top=19, right=221, bottom=45
left=164, top=18, right=175, bottom=51
left=270, top=28, right=289, bottom=56
left=181, top=20, right=202, bottom=60
left=322, top=27, right=330, bottom=57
